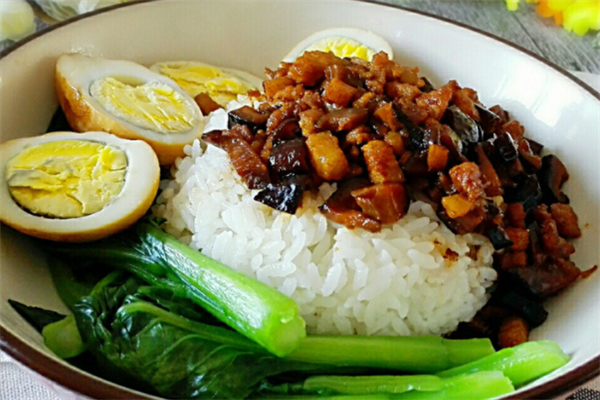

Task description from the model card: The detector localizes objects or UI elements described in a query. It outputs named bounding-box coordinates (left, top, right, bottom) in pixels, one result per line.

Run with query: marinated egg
left=150, top=61, right=263, bottom=107
left=0, top=131, right=159, bottom=242
left=283, top=27, right=393, bottom=62
left=55, top=54, right=204, bottom=165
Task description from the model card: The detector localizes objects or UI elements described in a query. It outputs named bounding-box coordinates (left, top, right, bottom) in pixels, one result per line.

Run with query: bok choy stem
left=44, top=221, right=306, bottom=357
left=42, top=315, right=86, bottom=359
left=276, top=374, right=444, bottom=395
left=437, top=340, right=570, bottom=387
left=116, top=300, right=495, bottom=373
left=393, top=371, right=514, bottom=400
left=258, top=371, right=514, bottom=400
left=287, top=335, right=495, bottom=373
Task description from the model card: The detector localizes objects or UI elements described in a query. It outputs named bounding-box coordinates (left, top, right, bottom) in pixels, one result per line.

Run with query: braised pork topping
left=202, top=51, right=590, bottom=344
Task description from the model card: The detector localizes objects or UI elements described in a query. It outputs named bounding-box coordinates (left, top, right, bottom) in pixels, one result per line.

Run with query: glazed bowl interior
left=1, top=1, right=599, bottom=399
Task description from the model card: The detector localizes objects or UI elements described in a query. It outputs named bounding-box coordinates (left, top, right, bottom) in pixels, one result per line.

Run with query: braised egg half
left=283, top=28, right=393, bottom=62
left=0, top=131, right=159, bottom=242
left=150, top=61, right=263, bottom=107
left=56, top=54, right=203, bottom=165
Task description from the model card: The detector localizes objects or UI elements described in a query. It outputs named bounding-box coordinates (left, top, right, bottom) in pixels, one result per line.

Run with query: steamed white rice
left=153, top=138, right=498, bottom=337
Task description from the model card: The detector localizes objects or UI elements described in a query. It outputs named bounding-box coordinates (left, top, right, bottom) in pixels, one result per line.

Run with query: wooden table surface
left=375, top=0, right=599, bottom=74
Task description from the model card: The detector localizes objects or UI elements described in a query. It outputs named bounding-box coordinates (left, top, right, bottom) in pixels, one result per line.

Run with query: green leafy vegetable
left=8, top=298, right=99, bottom=372
left=287, top=335, right=495, bottom=373
left=437, top=340, right=570, bottom=387
left=8, top=300, right=65, bottom=333
left=42, top=315, right=86, bottom=359
left=258, top=371, right=514, bottom=400
left=48, top=257, right=111, bottom=311
left=71, top=273, right=507, bottom=399
left=45, top=221, right=307, bottom=357
left=393, top=371, right=514, bottom=400
left=73, top=273, right=322, bottom=399
left=267, top=375, right=444, bottom=396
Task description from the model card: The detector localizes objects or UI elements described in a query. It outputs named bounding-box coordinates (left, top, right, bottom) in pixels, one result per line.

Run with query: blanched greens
left=45, top=221, right=306, bottom=357
left=42, top=314, right=86, bottom=359
left=73, top=273, right=320, bottom=399
left=21, top=221, right=569, bottom=400
left=288, top=335, right=494, bottom=373
left=438, top=341, right=570, bottom=387
left=48, top=256, right=112, bottom=311
left=263, top=375, right=444, bottom=396
left=260, top=371, right=514, bottom=400
left=67, top=272, right=508, bottom=399
left=7, top=300, right=65, bottom=332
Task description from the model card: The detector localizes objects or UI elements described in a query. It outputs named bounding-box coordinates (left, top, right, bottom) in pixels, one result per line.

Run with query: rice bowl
left=0, top=1, right=598, bottom=399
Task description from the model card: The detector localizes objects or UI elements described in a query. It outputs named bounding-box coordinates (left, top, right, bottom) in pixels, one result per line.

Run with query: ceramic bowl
left=0, top=1, right=598, bottom=399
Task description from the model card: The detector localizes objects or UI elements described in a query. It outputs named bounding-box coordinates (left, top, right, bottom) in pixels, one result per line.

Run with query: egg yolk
left=156, top=64, right=256, bottom=107
left=304, top=37, right=375, bottom=61
left=90, top=77, right=198, bottom=133
left=6, top=140, right=127, bottom=219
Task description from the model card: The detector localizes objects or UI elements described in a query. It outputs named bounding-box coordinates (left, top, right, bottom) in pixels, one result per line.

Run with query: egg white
left=283, top=27, right=394, bottom=62
left=0, top=131, right=160, bottom=242
left=55, top=54, right=204, bottom=165
left=149, top=60, right=264, bottom=105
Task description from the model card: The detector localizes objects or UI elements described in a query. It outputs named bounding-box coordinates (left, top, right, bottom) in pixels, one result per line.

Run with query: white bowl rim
left=0, top=1, right=598, bottom=399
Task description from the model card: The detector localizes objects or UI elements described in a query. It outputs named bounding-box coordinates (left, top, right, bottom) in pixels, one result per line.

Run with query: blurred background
left=1, top=0, right=599, bottom=73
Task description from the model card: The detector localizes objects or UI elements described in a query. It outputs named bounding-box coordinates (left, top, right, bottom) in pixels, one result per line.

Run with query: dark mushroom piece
left=538, top=155, right=570, bottom=204
left=439, top=125, right=467, bottom=164
left=504, top=174, right=542, bottom=213
left=506, top=158, right=527, bottom=181
left=509, top=258, right=581, bottom=299
left=487, top=226, right=514, bottom=251
left=500, top=292, right=548, bottom=328
left=254, top=175, right=308, bottom=214
left=228, top=106, right=270, bottom=131
left=325, top=64, right=363, bottom=88
left=268, top=137, right=310, bottom=178
left=442, top=105, right=484, bottom=146
left=400, top=151, right=429, bottom=177
left=474, top=103, right=501, bottom=136
left=475, top=144, right=502, bottom=197
left=393, top=103, right=428, bottom=152
left=494, top=130, right=519, bottom=163
left=419, top=77, right=436, bottom=93
left=489, top=105, right=510, bottom=125
left=272, top=118, right=301, bottom=140
left=527, top=222, right=548, bottom=268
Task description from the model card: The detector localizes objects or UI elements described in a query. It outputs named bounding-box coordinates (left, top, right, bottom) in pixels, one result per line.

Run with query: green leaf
left=73, top=275, right=319, bottom=399
left=8, top=300, right=65, bottom=333
left=46, top=222, right=307, bottom=357
left=47, top=257, right=112, bottom=311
